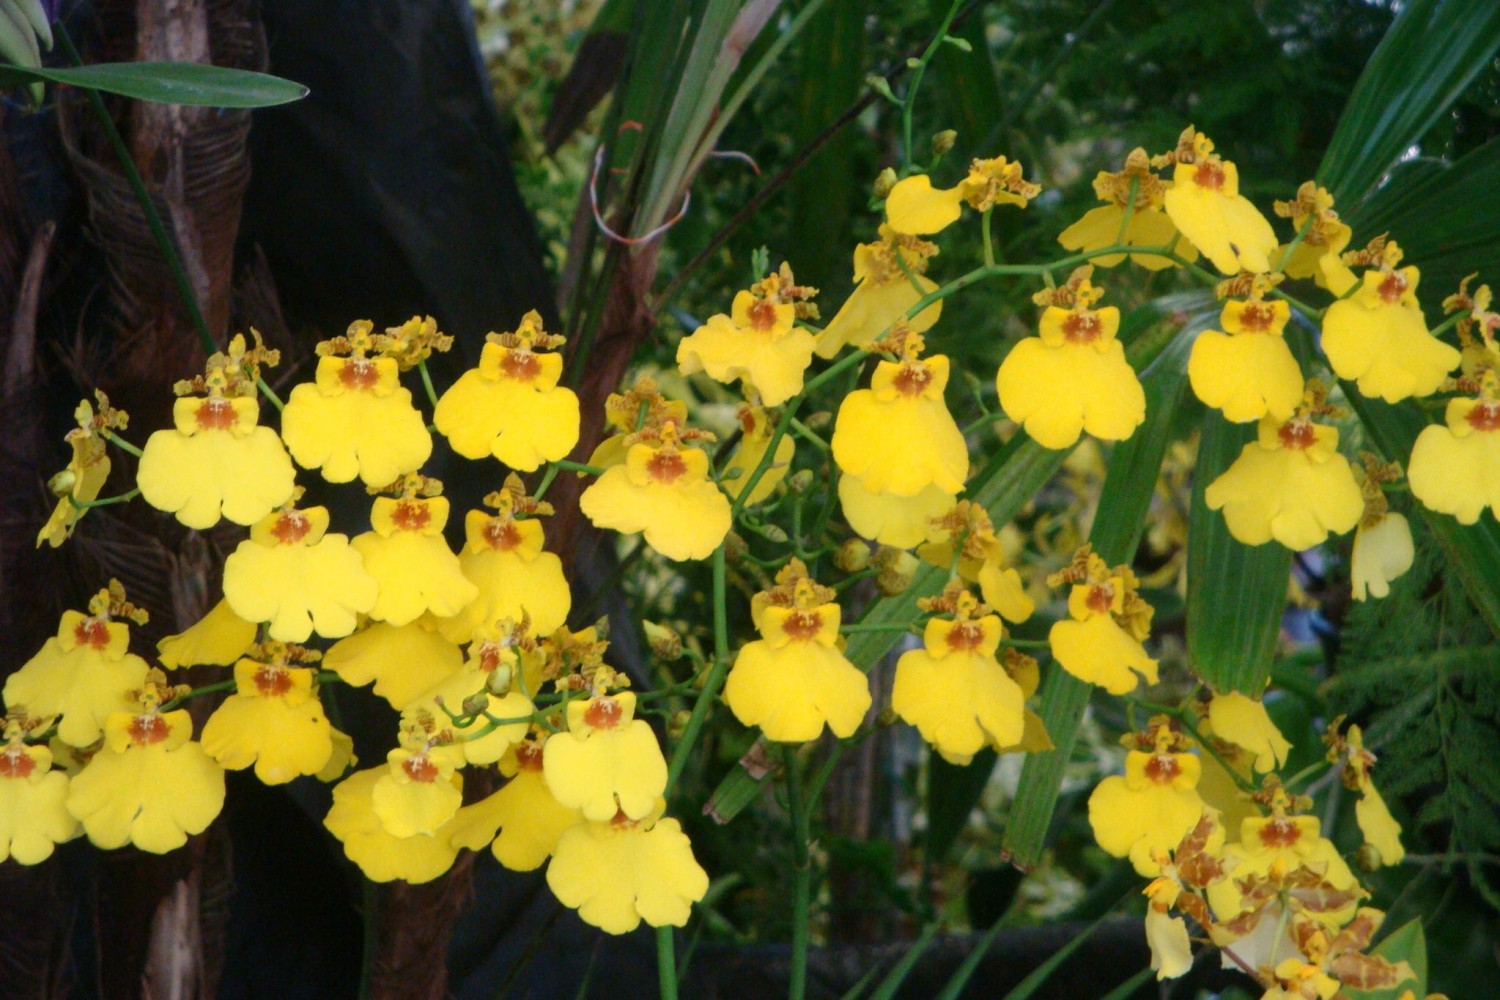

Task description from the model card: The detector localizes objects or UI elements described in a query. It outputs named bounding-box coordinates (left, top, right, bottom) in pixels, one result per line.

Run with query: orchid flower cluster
left=11, top=121, right=1484, bottom=997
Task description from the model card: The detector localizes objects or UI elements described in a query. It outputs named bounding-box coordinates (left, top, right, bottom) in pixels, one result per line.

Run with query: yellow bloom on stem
left=884, top=156, right=1039, bottom=236
left=1047, top=550, right=1159, bottom=695
left=1331, top=723, right=1404, bottom=867
left=723, top=562, right=871, bottom=742
left=352, top=494, right=477, bottom=626
left=157, top=599, right=256, bottom=669
left=1206, top=789, right=1359, bottom=927
left=200, top=656, right=333, bottom=784
left=371, top=734, right=468, bottom=838
left=890, top=590, right=1025, bottom=765
left=223, top=505, right=379, bottom=642
left=1188, top=297, right=1305, bottom=422
left=997, top=278, right=1145, bottom=449
left=1145, top=908, right=1194, bottom=981
left=1161, top=128, right=1277, bottom=275
left=721, top=404, right=796, bottom=506
left=137, top=394, right=295, bottom=530
left=917, top=502, right=1035, bottom=624
left=543, top=691, right=668, bottom=822
left=325, top=621, right=463, bottom=709
left=546, top=798, right=709, bottom=935
left=4, top=603, right=150, bottom=748
left=0, top=739, right=78, bottom=864
left=1086, top=722, right=1205, bottom=875
left=1272, top=182, right=1351, bottom=279
left=280, top=330, right=431, bottom=485
left=490, top=737, right=584, bottom=872
left=579, top=422, right=731, bottom=562
left=832, top=344, right=968, bottom=496
left=1206, top=414, right=1363, bottom=550
left=324, top=765, right=505, bottom=884
left=839, top=473, right=955, bottom=549
left=439, top=480, right=571, bottom=643
left=677, top=290, right=815, bottom=407
left=1057, top=149, right=1197, bottom=270
left=1408, top=393, right=1500, bottom=524
left=36, top=398, right=113, bottom=548
left=409, top=639, right=534, bottom=766
left=1351, top=511, right=1413, bottom=601
left=1321, top=258, right=1459, bottom=402
left=433, top=311, right=580, bottom=471
left=814, top=228, right=943, bottom=359
left=1208, top=692, right=1291, bottom=772
left=67, top=697, right=225, bottom=854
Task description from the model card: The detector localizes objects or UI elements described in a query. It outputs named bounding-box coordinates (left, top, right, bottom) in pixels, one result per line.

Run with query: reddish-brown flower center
left=339, top=359, right=380, bottom=390
left=646, top=449, right=688, bottom=484
left=0, top=746, right=35, bottom=779
left=195, top=398, right=237, bottom=431
left=1257, top=817, right=1303, bottom=849
left=514, top=742, right=545, bottom=771
left=892, top=362, right=933, bottom=396
left=945, top=621, right=986, bottom=653
left=391, top=500, right=431, bottom=532
left=1193, top=160, right=1225, bottom=191
left=1278, top=420, right=1317, bottom=451
left=1061, top=312, right=1103, bottom=344
left=1377, top=271, right=1408, bottom=304
left=403, top=753, right=440, bottom=783
left=73, top=617, right=113, bottom=650
left=746, top=299, right=779, bottom=333
left=781, top=611, right=824, bottom=642
left=500, top=350, right=542, bottom=382
left=129, top=714, right=170, bottom=747
left=1143, top=753, right=1180, bottom=785
left=583, top=697, right=624, bottom=730
left=482, top=518, right=522, bottom=551
left=253, top=666, right=294, bottom=697
left=1239, top=304, right=1277, bottom=333
left=271, top=511, right=312, bottom=544
left=1467, top=401, right=1500, bottom=432
left=1085, top=583, right=1116, bottom=615
left=610, top=808, right=639, bottom=829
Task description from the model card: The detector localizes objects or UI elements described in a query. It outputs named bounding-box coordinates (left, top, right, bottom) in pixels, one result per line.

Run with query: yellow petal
left=579, top=448, right=731, bottom=561
left=838, top=474, right=954, bottom=548
left=884, top=174, right=965, bottom=235
left=814, top=271, right=942, bottom=359
left=676, top=312, right=816, bottom=407
left=831, top=359, right=968, bottom=496
left=66, top=736, right=225, bottom=853
left=1207, top=692, right=1291, bottom=772
left=138, top=401, right=295, bottom=529
left=997, top=336, right=1145, bottom=449
left=1322, top=286, right=1459, bottom=403
left=0, top=750, right=78, bottom=864
left=1205, top=434, right=1363, bottom=550
left=723, top=640, right=871, bottom=742
left=542, top=695, right=668, bottom=821
left=490, top=744, right=584, bottom=871
left=546, top=814, right=709, bottom=935
left=1356, top=780, right=1405, bottom=866
left=157, top=599, right=257, bottom=669
left=1146, top=908, right=1194, bottom=980
left=1351, top=513, right=1415, bottom=601
left=282, top=359, right=433, bottom=484
left=324, top=621, right=464, bottom=709
left=1048, top=615, right=1158, bottom=694
left=1163, top=158, right=1276, bottom=274
left=223, top=517, right=380, bottom=642
left=1188, top=329, right=1304, bottom=423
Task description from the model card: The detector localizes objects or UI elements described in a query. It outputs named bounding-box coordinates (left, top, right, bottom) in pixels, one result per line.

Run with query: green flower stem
left=657, top=926, right=679, bottom=1000
left=1271, top=211, right=1317, bottom=275
left=785, top=745, right=812, bottom=1000
left=962, top=411, right=1006, bottom=436
left=55, top=24, right=218, bottom=358
left=665, top=544, right=731, bottom=794
left=256, top=376, right=285, bottom=412
left=839, top=622, right=916, bottom=634
left=69, top=487, right=141, bottom=509
left=901, top=0, right=964, bottom=170
left=553, top=459, right=605, bottom=476
left=1113, top=176, right=1141, bottom=245
left=981, top=208, right=995, bottom=268
left=417, top=359, right=441, bottom=410
left=532, top=463, right=561, bottom=502
left=160, top=678, right=237, bottom=710
left=100, top=429, right=144, bottom=459
left=1128, top=697, right=1260, bottom=795
left=788, top=416, right=830, bottom=452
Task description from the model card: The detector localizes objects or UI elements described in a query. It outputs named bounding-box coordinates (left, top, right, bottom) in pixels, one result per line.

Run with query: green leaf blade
left=0, top=61, right=308, bottom=107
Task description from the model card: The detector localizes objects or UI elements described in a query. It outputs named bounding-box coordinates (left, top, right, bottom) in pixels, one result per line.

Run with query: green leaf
left=997, top=908, right=1120, bottom=1000
left=1347, top=919, right=1427, bottom=1000
left=1004, top=300, right=1208, bottom=867
left=1318, top=0, right=1500, bottom=209
left=0, top=61, right=307, bottom=107
left=866, top=923, right=939, bottom=1000
left=1185, top=410, right=1292, bottom=696
left=1346, top=137, right=1500, bottom=301
left=926, top=749, right=997, bottom=863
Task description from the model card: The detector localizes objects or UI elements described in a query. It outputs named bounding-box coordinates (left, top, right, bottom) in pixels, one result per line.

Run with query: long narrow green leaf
left=866, top=924, right=940, bottom=1000
left=1185, top=411, right=1292, bottom=695
left=926, top=749, right=997, bottom=863
left=1346, top=390, right=1500, bottom=638
left=1096, top=966, right=1154, bottom=1000
left=1004, top=304, right=1206, bottom=867
left=931, top=913, right=1008, bottom=1000
left=998, top=910, right=1118, bottom=1000
left=1318, top=0, right=1500, bottom=209
left=0, top=61, right=306, bottom=106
